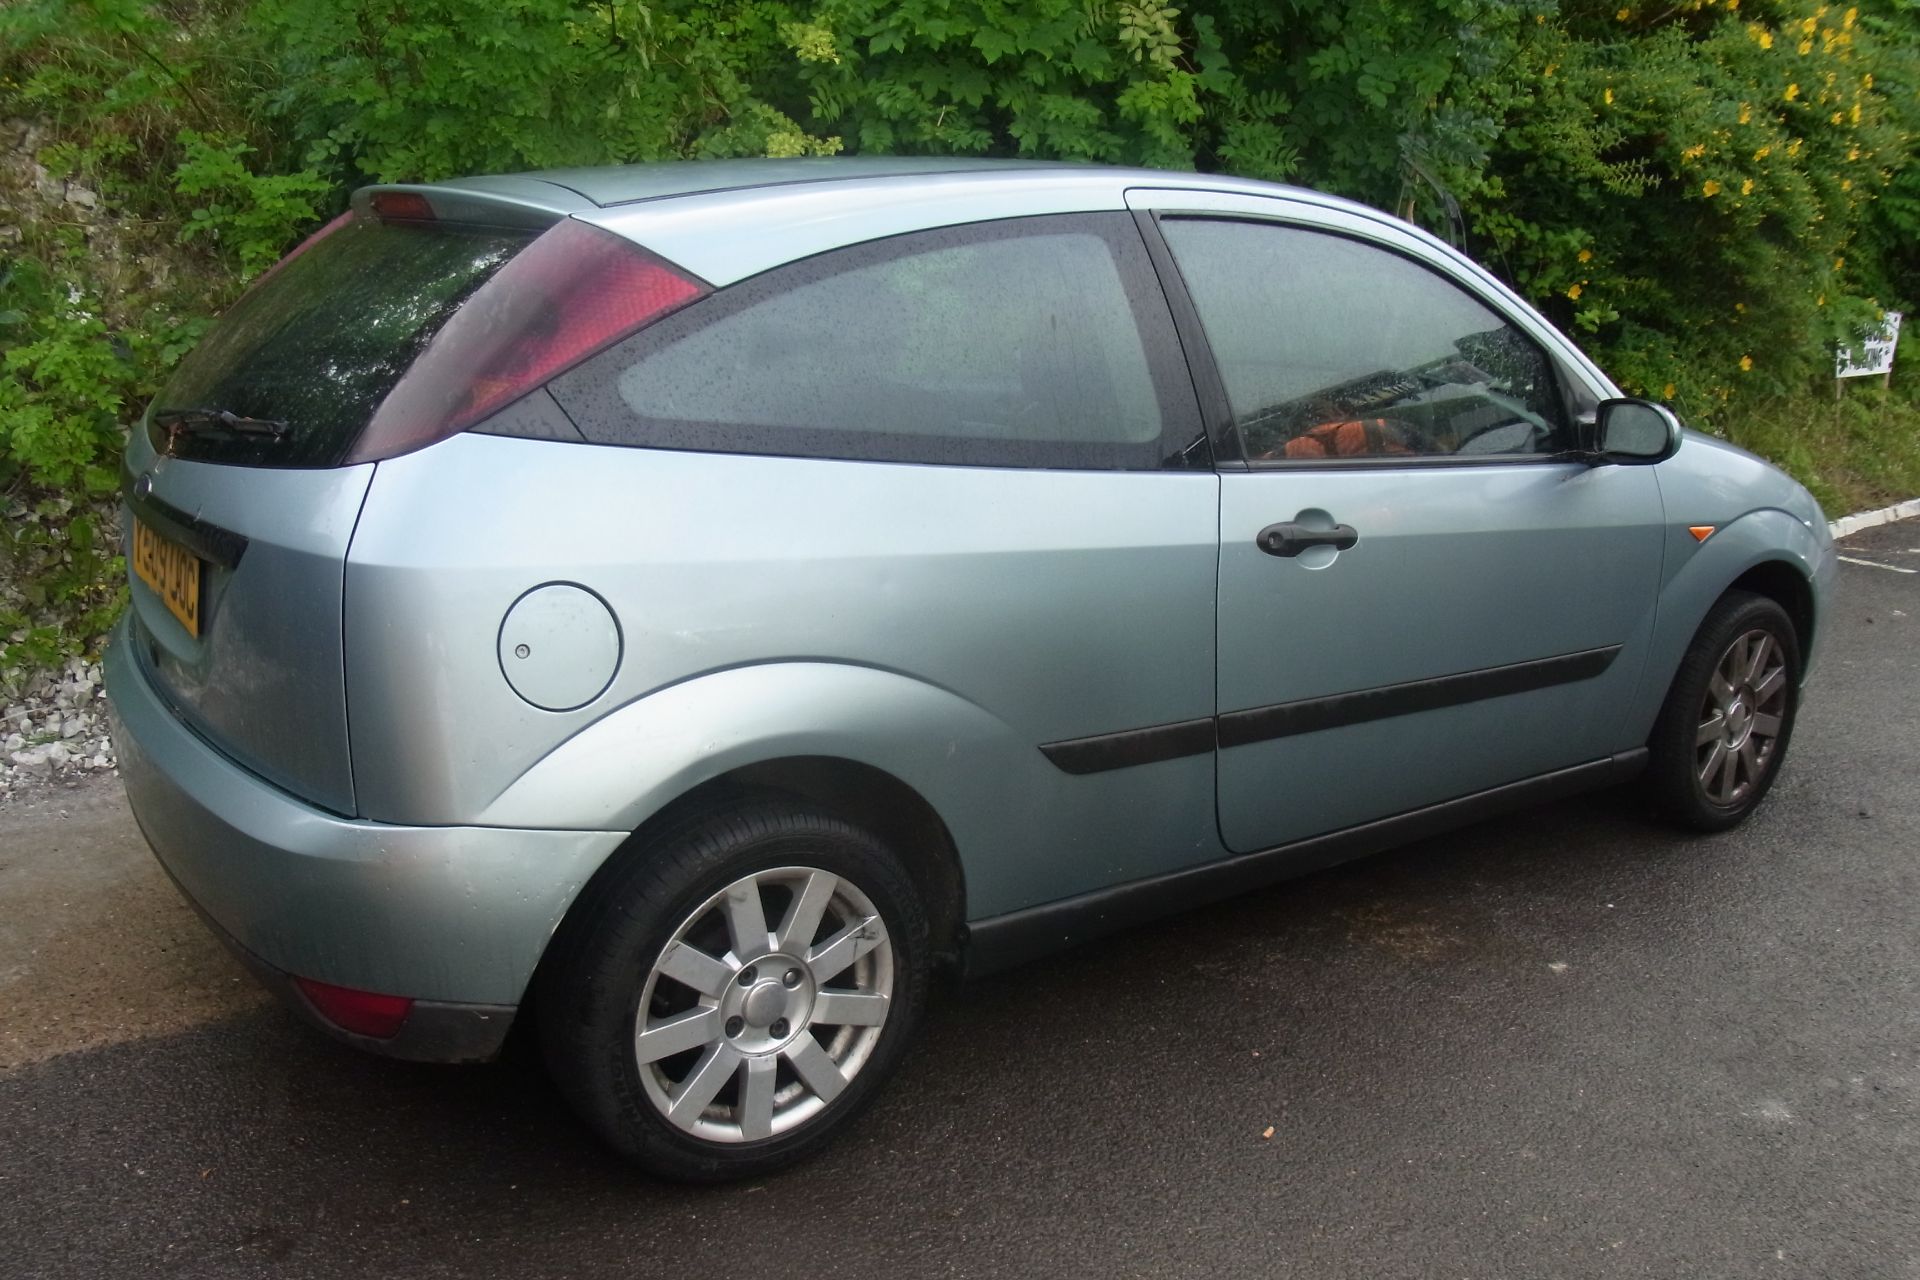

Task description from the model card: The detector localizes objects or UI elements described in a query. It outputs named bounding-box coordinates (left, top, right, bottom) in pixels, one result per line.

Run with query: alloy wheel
left=1694, top=627, right=1789, bottom=807
left=634, top=866, right=893, bottom=1143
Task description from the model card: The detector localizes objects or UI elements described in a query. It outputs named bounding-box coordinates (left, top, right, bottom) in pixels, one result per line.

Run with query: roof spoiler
left=351, top=177, right=596, bottom=231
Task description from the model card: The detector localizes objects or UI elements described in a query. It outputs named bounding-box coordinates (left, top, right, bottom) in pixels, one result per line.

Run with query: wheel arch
left=488, top=660, right=1037, bottom=1013
left=1628, top=508, right=1829, bottom=746
left=523, top=754, right=968, bottom=1036
left=715, top=755, right=966, bottom=963
left=1727, top=558, right=1816, bottom=660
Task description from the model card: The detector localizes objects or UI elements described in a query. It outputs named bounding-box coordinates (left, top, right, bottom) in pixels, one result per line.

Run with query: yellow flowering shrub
left=1457, top=0, right=1916, bottom=413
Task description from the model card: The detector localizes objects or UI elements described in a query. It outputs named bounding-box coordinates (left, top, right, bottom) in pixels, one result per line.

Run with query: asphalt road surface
left=3, top=520, right=1916, bottom=1280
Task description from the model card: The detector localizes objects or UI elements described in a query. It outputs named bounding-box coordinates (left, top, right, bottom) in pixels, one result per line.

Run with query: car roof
left=514, top=156, right=1079, bottom=207
left=419, top=155, right=1357, bottom=215
left=384, top=159, right=1396, bottom=283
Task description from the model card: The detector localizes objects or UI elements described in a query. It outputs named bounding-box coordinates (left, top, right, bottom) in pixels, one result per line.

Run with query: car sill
left=962, top=749, right=1649, bottom=978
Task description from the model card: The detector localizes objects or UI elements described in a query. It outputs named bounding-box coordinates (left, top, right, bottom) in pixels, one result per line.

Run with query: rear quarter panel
left=344, top=432, right=1223, bottom=917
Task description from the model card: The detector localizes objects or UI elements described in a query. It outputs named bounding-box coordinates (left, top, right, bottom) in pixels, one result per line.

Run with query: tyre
left=538, top=798, right=930, bottom=1182
left=1646, top=590, right=1801, bottom=832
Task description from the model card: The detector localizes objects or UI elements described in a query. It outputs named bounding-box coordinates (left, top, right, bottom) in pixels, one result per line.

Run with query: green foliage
left=0, top=249, right=144, bottom=688
left=174, top=132, right=333, bottom=278
left=0, top=231, right=200, bottom=686
left=1, top=0, right=1917, bottom=684
left=1206, top=0, right=1542, bottom=205
left=0, top=0, right=306, bottom=680
left=0, top=488, right=124, bottom=692
left=1725, top=377, right=1920, bottom=516
left=256, top=0, right=832, bottom=181
left=780, top=0, right=1214, bottom=167
left=1457, top=0, right=1919, bottom=419
left=0, top=256, right=134, bottom=496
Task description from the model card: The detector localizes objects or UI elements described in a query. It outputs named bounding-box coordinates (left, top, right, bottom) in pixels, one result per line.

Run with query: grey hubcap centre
left=742, top=980, right=787, bottom=1027
left=718, top=956, right=816, bottom=1054
left=1724, top=695, right=1753, bottom=748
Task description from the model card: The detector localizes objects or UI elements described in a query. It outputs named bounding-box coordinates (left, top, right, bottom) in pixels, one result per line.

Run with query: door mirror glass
left=1594, top=398, right=1681, bottom=463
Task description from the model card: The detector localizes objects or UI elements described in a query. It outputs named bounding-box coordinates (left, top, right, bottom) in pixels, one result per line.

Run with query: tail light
left=348, top=219, right=708, bottom=463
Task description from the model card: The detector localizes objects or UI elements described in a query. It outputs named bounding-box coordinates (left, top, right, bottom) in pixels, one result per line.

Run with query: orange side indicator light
left=1689, top=525, right=1717, bottom=542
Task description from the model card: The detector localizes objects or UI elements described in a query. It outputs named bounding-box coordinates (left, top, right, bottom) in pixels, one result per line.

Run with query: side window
left=551, top=214, right=1202, bottom=470
left=1158, top=218, right=1571, bottom=463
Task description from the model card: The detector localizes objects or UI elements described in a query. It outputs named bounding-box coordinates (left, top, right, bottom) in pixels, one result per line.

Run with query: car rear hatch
left=121, top=190, right=580, bottom=814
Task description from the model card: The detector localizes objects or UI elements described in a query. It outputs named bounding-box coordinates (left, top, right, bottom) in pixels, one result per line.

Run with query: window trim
left=1140, top=210, right=1587, bottom=472
left=549, top=212, right=1209, bottom=473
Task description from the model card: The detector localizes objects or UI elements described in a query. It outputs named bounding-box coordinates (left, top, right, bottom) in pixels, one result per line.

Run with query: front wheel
left=1646, top=590, right=1801, bottom=832
left=539, top=800, right=929, bottom=1182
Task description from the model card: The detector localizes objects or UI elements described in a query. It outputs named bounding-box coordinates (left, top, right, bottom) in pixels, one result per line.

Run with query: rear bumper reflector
left=293, top=977, right=415, bottom=1040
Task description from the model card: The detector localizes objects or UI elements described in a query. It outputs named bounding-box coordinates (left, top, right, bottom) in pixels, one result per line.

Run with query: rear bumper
left=104, top=617, right=627, bottom=1062
left=167, top=866, right=522, bottom=1063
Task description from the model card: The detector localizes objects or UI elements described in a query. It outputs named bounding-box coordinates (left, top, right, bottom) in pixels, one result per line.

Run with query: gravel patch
left=1, top=657, right=115, bottom=803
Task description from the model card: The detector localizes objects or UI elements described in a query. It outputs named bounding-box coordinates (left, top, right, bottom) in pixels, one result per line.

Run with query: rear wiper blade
left=152, top=407, right=291, bottom=440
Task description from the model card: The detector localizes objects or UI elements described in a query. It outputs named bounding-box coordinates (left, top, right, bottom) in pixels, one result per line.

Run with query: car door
left=1130, top=190, right=1667, bottom=855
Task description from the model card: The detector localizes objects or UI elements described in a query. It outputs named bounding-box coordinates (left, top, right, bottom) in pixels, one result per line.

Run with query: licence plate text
left=132, top=518, right=203, bottom=637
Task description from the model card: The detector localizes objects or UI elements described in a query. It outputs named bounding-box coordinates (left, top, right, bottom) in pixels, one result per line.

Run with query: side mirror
left=1591, top=398, right=1682, bottom=465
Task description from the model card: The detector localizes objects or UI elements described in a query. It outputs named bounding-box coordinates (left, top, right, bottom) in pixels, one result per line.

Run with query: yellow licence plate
left=132, top=517, right=204, bottom=637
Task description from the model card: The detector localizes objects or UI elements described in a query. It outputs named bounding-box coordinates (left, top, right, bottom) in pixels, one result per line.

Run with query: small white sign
left=1836, top=311, right=1902, bottom=379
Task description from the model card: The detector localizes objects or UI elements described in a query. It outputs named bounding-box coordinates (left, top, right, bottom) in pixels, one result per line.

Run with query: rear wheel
left=539, top=800, right=929, bottom=1181
left=1646, top=590, right=1801, bottom=832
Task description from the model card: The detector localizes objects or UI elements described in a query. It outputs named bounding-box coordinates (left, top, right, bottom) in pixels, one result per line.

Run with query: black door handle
left=1256, top=521, right=1359, bottom=557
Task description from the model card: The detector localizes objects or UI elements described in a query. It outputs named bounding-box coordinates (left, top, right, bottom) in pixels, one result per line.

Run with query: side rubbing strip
left=1217, top=645, right=1621, bottom=749
left=1038, top=646, right=1622, bottom=775
left=1039, top=717, right=1215, bottom=775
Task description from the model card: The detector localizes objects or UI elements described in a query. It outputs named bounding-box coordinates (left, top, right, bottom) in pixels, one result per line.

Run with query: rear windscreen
left=147, top=216, right=533, bottom=467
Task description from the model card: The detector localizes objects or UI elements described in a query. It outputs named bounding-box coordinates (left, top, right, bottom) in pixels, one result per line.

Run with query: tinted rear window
left=148, top=217, right=532, bottom=467
left=550, top=213, right=1203, bottom=471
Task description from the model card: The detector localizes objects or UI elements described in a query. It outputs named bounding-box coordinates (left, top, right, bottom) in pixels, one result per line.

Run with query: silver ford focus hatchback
left=107, top=158, right=1837, bottom=1181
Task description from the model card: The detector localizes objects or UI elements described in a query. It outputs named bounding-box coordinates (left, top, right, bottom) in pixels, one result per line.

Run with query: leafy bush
left=1458, top=0, right=1919, bottom=421
left=777, top=0, right=1213, bottom=168
left=174, top=132, right=333, bottom=277
left=257, top=0, right=830, bottom=181
left=0, top=249, right=143, bottom=683
left=0, top=0, right=323, bottom=686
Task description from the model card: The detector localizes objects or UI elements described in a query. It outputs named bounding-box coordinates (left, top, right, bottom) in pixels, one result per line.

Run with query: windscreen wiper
left=152, top=407, right=291, bottom=440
